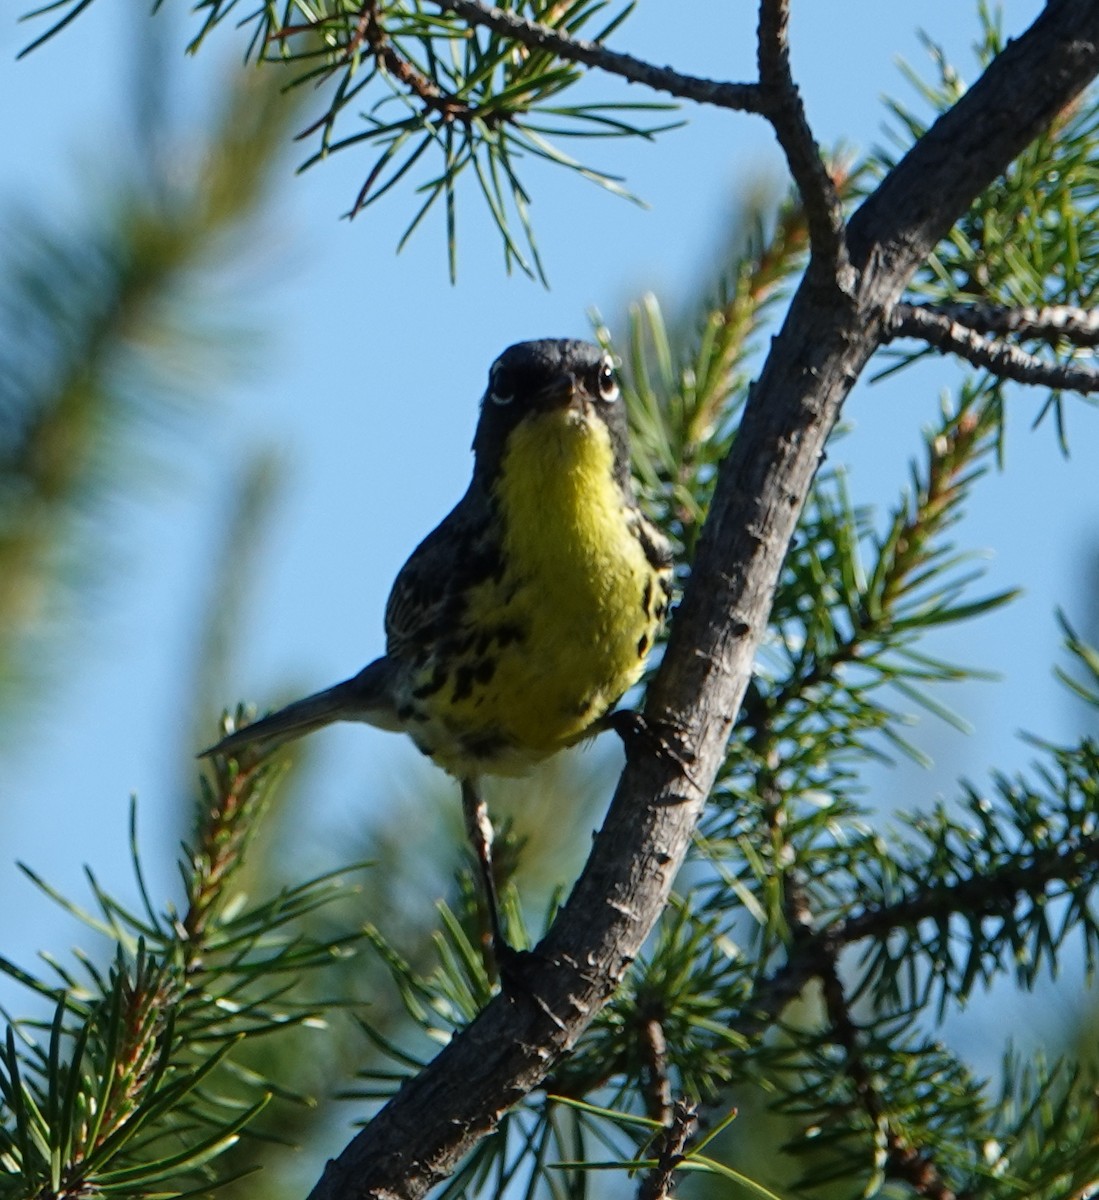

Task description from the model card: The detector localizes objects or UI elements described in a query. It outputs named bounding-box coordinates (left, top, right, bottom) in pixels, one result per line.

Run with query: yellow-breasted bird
left=202, top=338, right=673, bottom=958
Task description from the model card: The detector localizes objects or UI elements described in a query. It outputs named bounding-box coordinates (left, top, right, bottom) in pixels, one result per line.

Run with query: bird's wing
left=631, top=508, right=674, bottom=571
left=383, top=483, right=496, bottom=663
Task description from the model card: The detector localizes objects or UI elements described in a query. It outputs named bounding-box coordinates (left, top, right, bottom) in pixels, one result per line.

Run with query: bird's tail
left=199, top=657, right=398, bottom=760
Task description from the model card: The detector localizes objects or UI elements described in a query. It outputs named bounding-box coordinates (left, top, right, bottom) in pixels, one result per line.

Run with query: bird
left=201, top=338, right=673, bottom=964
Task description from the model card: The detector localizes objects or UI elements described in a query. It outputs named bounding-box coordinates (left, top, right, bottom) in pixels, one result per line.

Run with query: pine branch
left=445, top=0, right=851, bottom=282
left=836, top=829, right=1099, bottom=952
left=438, top=0, right=765, bottom=112
left=817, top=958, right=958, bottom=1200
left=738, top=392, right=1004, bottom=765
left=0, top=61, right=300, bottom=721
left=288, top=0, right=509, bottom=186
left=0, top=752, right=361, bottom=1198
left=889, top=301, right=1099, bottom=393
left=276, top=0, right=685, bottom=280
left=350, top=3, right=485, bottom=129
left=735, top=727, right=1099, bottom=1049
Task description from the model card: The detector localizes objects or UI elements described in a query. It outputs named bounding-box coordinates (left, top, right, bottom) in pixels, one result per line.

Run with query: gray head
left=471, top=339, right=631, bottom=489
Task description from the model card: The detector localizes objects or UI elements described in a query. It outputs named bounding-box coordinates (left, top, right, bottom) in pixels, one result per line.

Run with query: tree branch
left=637, top=1015, right=672, bottom=1125
left=916, top=302, right=1099, bottom=347
left=889, top=301, right=1099, bottom=393
left=836, top=823, right=1099, bottom=949
left=818, top=959, right=958, bottom=1200
left=305, top=7, right=1099, bottom=1197
left=636, top=1099, right=698, bottom=1200
left=757, top=0, right=850, bottom=283
left=735, top=796, right=1099, bottom=1047
left=437, top=0, right=766, bottom=113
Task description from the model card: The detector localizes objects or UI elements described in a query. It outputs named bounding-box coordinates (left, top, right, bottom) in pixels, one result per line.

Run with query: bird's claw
left=604, top=709, right=696, bottom=774
left=494, top=941, right=547, bottom=996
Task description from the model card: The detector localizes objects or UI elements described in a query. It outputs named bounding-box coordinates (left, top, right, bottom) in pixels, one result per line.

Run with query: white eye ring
left=597, top=360, right=620, bottom=402
left=489, top=363, right=513, bottom=405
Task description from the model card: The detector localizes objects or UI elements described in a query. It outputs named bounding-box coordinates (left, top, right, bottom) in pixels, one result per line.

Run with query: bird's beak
left=535, top=371, right=584, bottom=412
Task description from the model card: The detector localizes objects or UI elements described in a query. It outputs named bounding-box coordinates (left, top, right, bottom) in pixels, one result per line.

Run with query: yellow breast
left=418, top=405, right=665, bottom=777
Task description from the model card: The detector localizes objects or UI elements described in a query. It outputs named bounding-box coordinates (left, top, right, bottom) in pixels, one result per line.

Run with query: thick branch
left=437, top=0, right=766, bottom=113
left=306, top=7, right=1099, bottom=1198
left=890, top=302, right=1099, bottom=393
left=757, top=0, right=849, bottom=282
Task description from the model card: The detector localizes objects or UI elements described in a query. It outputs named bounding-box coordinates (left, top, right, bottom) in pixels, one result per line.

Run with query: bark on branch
left=913, top=302, right=1099, bottom=347
left=438, top=0, right=766, bottom=113
left=757, top=0, right=849, bottom=281
left=306, top=6, right=1099, bottom=1198
left=889, top=302, right=1099, bottom=393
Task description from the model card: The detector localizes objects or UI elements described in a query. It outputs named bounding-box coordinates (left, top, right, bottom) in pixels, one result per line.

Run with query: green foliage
left=770, top=1035, right=1099, bottom=1199
left=874, top=2, right=1099, bottom=444
left=0, top=59, right=300, bottom=727
left=0, top=759, right=366, bottom=1199
left=596, top=181, right=815, bottom=562
left=551, top=901, right=751, bottom=1111
left=26, top=0, right=677, bottom=281
left=891, top=10, right=1099, bottom=313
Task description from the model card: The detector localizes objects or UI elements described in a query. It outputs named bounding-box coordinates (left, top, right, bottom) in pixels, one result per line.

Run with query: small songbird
left=202, top=338, right=673, bottom=958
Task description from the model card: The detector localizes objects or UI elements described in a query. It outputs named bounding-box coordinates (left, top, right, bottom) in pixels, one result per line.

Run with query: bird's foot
left=604, top=709, right=696, bottom=776
left=493, top=939, right=548, bottom=997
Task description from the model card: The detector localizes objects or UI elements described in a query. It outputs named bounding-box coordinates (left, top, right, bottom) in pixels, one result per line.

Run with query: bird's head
left=471, top=339, right=631, bottom=490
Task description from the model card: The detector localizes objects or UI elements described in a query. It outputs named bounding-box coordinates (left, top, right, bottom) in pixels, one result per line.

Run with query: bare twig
left=916, top=302, right=1099, bottom=347
left=889, top=302, right=1099, bottom=393
left=438, top=0, right=766, bottom=113
left=757, top=0, right=850, bottom=285
left=637, top=1099, right=698, bottom=1200
left=638, top=1016, right=672, bottom=1125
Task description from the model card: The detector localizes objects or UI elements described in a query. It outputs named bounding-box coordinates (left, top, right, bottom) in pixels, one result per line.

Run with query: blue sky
left=3, top=0, right=1097, bottom=1058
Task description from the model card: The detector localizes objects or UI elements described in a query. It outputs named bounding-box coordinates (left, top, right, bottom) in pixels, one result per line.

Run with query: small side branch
left=738, top=817, right=1099, bottom=1042
left=837, top=829, right=1099, bottom=948
left=918, top=302, right=1099, bottom=347
left=757, top=0, right=849, bottom=283
left=296, top=1, right=489, bottom=127
left=890, top=302, right=1099, bottom=393
left=358, top=4, right=478, bottom=124
left=637, top=1099, right=698, bottom=1200
left=638, top=1015, right=672, bottom=1125
left=818, top=961, right=958, bottom=1200
left=438, top=0, right=766, bottom=113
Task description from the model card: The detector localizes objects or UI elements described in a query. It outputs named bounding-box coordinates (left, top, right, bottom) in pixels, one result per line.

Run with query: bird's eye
left=596, top=360, right=620, bottom=402
left=489, top=363, right=514, bottom=405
